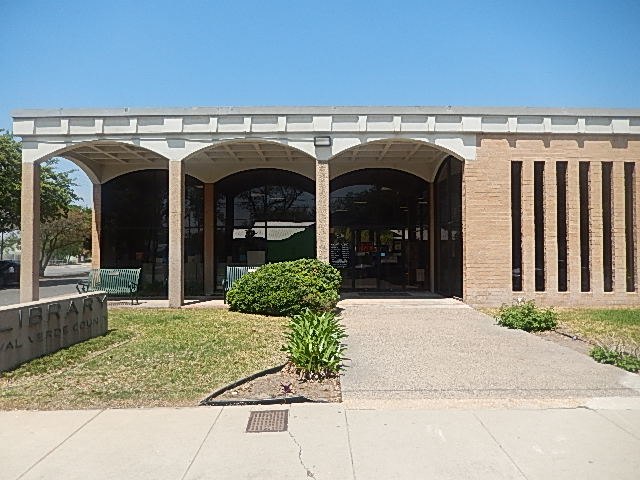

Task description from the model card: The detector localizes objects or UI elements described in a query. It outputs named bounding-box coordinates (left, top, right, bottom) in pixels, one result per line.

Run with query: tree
left=0, top=231, right=20, bottom=260
left=40, top=206, right=91, bottom=275
left=0, top=130, right=81, bottom=235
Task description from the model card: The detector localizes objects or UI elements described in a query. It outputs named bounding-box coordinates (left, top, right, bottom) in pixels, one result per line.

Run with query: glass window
left=511, top=162, right=523, bottom=292
left=101, top=170, right=204, bottom=297
left=330, top=168, right=430, bottom=291
left=214, top=169, right=315, bottom=289
left=435, top=158, right=463, bottom=298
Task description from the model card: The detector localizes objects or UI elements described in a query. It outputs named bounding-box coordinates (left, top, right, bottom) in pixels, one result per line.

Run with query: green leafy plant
left=590, top=346, right=640, bottom=373
left=227, top=259, right=341, bottom=317
left=496, top=299, right=558, bottom=332
left=282, top=309, right=347, bottom=380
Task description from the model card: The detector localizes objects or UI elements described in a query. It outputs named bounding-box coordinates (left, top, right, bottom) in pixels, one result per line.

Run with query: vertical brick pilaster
left=589, top=162, right=604, bottom=293
left=635, top=161, right=640, bottom=293
left=544, top=161, right=558, bottom=292
left=566, top=160, right=581, bottom=293
left=612, top=162, right=627, bottom=293
left=521, top=160, right=536, bottom=294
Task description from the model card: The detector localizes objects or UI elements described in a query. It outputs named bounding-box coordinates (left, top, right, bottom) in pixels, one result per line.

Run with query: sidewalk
left=3, top=400, right=640, bottom=480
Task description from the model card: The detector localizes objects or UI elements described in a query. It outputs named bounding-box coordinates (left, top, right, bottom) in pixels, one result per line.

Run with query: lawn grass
left=556, top=308, right=640, bottom=348
left=0, top=308, right=287, bottom=410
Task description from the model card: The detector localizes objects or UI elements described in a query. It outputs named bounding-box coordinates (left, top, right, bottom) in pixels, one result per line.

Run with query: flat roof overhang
left=11, top=105, right=640, bottom=118
left=11, top=105, right=640, bottom=183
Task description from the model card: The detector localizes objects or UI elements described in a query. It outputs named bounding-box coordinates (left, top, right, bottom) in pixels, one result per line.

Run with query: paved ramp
left=338, top=298, right=640, bottom=407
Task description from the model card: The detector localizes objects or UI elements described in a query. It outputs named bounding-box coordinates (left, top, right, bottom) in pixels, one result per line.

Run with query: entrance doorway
left=331, top=227, right=428, bottom=290
left=330, top=169, right=430, bottom=291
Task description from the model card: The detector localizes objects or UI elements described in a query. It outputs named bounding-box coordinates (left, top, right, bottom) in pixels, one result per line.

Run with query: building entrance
left=330, top=169, right=430, bottom=291
left=331, top=227, right=428, bottom=290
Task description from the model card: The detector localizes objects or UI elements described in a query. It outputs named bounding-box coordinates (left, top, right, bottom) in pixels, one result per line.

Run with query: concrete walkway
left=2, top=403, right=640, bottom=480
left=338, top=298, right=640, bottom=407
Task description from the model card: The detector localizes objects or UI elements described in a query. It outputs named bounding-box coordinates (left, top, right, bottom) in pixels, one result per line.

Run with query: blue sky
left=1, top=0, right=639, bottom=205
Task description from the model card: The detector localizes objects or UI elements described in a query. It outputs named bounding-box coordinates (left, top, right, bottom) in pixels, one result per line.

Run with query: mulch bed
left=213, top=363, right=342, bottom=403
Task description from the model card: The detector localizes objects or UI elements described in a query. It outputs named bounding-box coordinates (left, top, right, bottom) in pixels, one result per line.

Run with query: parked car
left=0, top=260, right=20, bottom=288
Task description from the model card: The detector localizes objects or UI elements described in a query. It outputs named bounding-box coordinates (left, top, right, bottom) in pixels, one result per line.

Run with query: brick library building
left=13, top=107, right=640, bottom=307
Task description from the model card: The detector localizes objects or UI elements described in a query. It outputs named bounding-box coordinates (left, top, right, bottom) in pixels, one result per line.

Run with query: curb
left=200, top=364, right=327, bottom=406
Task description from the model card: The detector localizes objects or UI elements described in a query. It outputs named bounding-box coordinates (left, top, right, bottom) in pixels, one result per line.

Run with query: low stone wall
left=0, top=292, right=108, bottom=372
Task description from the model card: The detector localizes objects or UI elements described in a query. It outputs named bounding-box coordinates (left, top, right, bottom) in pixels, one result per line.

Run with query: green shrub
left=590, top=346, right=640, bottom=373
left=496, top=300, right=558, bottom=332
left=282, top=309, right=347, bottom=379
left=226, top=259, right=341, bottom=317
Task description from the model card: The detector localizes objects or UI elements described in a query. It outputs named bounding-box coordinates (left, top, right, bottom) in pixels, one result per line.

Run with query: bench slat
left=223, top=265, right=260, bottom=303
left=77, top=268, right=141, bottom=304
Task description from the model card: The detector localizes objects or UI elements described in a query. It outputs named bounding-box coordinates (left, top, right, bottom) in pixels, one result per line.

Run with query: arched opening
left=329, top=139, right=464, bottom=296
left=183, top=139, right=315, bottom=183
left=213, top=168, right=316, bottom=290
left=183, top=140, right=317, bottom=294
left=330, top=169, right=429, bottom=290
left=101, top=170, right=204, bottom=297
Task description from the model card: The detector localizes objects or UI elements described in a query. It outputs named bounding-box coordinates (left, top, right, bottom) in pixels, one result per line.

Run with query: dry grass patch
left=0, top=308, right=286, bottom=410
left=556, top=308, right=640, bottom=347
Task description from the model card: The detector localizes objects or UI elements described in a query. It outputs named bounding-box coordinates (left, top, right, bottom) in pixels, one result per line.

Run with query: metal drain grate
left=246, top=410, right=289, bottom=433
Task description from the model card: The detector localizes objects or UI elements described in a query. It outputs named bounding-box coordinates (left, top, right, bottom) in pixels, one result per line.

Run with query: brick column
left=203, top=183, right=215, bottom=295
left=315, top=153, right=330, bottom=263
left=612, top=162, right=626, bottom=293
left=91, top=183, right=101, bottom=270
left=589, top=162, right=604, bottom=293
left=521, top=160, right=535, bottom=294
left=636, top=161, right=640, bottom=293
left=566, top=160, right=581, bottom=293
left=19, top=162, right=41, bottom=303
left=168, top=160, right=185, bottom=307
left=544, top=161, right=558, bottom=292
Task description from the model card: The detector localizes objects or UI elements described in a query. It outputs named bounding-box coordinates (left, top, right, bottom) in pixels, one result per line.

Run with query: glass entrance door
left=330, top=169, right=430, bottom=291
left=331, top=226, right=425, bottom=290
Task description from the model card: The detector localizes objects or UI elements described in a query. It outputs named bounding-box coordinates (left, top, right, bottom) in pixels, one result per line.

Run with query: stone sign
left=0, top=292, right=108, bottom=372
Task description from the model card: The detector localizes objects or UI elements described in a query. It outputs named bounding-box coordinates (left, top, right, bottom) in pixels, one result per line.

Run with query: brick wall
left=464, top=134, right=640, bottom=307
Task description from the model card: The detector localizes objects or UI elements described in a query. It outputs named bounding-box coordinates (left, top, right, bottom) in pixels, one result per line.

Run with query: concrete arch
left=211, top=165, right=315, bottom=184
left=24, top=139, right=171, bottom=184
left=328, top=138, right=464, bottom=182
left=183, top=138, right=317, bottom=183
left=99, top=164, right=172, bottom=183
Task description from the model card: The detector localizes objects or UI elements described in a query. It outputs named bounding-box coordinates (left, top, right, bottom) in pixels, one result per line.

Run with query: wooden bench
left=77, top=268, right=141, bottom=305
left=222, top=265, right=260, bottom=303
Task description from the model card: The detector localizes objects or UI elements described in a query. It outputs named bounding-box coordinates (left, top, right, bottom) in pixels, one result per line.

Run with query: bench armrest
left=76, top=280, right=89, bottom=294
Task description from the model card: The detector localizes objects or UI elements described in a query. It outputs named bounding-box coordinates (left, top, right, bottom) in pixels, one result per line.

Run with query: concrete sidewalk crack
left=343, top=410, right=357, bottom=480
left=16, top=409, right=104, bottom=480
left=288, top=429, right=317, bottom=479
left=180, top=407, right=224, bottom=480
left=472, top=412, right=530, bottom=480
left=591, top=408, right=640, bottom=442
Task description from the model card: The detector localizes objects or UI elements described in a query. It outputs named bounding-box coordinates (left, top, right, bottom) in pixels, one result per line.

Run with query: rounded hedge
left=226, top=259, right=342, bottom=317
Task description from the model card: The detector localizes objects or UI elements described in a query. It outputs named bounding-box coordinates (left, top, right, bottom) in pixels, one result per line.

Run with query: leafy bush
left=282, top=309, right=347, bottom=379
left=226, top=259, right=341, bottom=317
left=590, top=346, right=640, bottom=373
left=496, top=300, right=558, bottom=332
